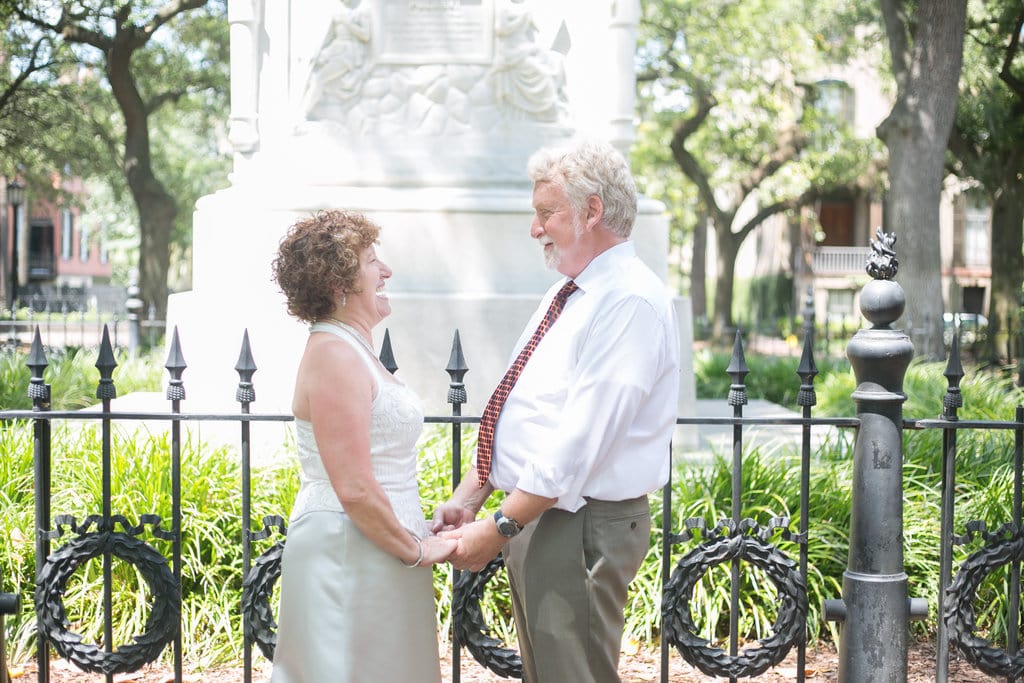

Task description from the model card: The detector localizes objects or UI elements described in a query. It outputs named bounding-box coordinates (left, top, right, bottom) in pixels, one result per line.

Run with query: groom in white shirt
left=434, top=138, right=680, bottom=683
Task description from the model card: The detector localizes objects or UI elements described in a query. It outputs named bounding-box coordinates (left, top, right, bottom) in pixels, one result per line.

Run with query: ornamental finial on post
left=866, top=228, right=898, bottom=280
left=858, top=228, right=905, bottom=329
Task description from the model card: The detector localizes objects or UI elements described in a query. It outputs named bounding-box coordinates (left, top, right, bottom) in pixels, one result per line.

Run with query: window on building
left=817, top=199, right=855, bottom=246
left=827, top=289, right=855, bottom=317
left=61, top=209, right=73, bottom=261
left=963, top=195, right=990, bottom=268
left=28, top=220, right=55, bottom=280
left=99, top=225, right=108, bottom=264
left=79, top=222, right=90, bottom=262
left=815, top=79, right=855, bottom=127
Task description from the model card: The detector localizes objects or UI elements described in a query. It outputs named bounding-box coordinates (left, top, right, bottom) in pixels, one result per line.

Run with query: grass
left=0, top=345, right=164, bottom=411
left=1, top=348, right=1023, bottom=670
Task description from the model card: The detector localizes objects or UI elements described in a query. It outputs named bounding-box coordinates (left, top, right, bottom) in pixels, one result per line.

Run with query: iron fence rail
left=1, top=318, right=1022, bottom=683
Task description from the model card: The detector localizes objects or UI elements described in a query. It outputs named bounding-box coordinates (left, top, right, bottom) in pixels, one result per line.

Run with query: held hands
left=430, top=501, right=477, bottom=534
left=417, top=535, right=459, bottom=566
left=438, top=518, right=505, bottom=573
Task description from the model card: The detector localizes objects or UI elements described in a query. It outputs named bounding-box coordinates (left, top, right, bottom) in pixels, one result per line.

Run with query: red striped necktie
left=476, top=280, right=579, bottom=487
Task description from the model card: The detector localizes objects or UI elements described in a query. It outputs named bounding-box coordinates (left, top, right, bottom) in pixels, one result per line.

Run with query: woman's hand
left=418, top=535, right=458, bottom=566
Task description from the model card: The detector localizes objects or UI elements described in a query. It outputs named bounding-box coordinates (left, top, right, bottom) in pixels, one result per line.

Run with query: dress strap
left=309, top=322, right=382, bottom=390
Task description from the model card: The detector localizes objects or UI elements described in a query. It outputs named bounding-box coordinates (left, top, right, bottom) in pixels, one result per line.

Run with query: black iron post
left=6, top=182, right=23, bottom=313
left=125, top=274, right=144, bottom=357
left=0, top=570, right=18, bottom=683
left=235, top=331, right=257, bottom=683
left=837, top=230, right=915, bottom=682
left=445, top=330, right=468, bottom=683
left=27, top=329, right=51, bottom=683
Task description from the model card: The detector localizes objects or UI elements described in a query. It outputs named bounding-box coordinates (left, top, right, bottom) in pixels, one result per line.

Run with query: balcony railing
left=811, top=246, right=871, bottom=275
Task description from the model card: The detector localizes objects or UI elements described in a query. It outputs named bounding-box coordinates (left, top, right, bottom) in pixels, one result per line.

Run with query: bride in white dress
left=269, top=209, right=456, bottom=682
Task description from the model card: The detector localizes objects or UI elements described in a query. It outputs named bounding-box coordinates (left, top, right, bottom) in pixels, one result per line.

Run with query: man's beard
left=541, top=214, right=584, bottom=270
left=543, top=243, right=561, bottom=270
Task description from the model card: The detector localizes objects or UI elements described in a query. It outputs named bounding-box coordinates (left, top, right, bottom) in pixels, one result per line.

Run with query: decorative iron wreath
left=241, top=540, right=285, bottom=662
left=35, top=531, right=180, bottom=675
left=662, top=533, right=806, bottom=679
left=452, top=556, right=522, bottom=678
left=944, top=530, right=1024, bottom=679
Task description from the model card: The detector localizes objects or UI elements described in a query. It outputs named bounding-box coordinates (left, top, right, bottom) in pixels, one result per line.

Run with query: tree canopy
left=1, top=0, right=230, bottom=316
left=635, top=0, right=883, bottom=339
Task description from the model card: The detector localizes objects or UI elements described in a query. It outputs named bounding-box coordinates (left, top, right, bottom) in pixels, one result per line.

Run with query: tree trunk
left=883, top=134, right=947, bottom=359
left=987, top=180, right=1024, bottom=363
left=878, top=0, right=967, bottom=360
left=691, top=210, right=708, bottom=330
left=106, top=33, right=177, bottom=320
left=711, top=224, right=739, bottom=340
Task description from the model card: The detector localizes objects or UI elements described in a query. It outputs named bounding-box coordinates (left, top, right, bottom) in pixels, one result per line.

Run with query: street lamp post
left=6, top=180, right=24, bottom=312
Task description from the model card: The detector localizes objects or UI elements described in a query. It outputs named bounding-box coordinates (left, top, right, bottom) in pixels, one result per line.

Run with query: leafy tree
left=635, top=0, right=882, bottom=340
left=4, top=1, right=230, bottom=317
left=877, top=0, right=967, bottom=359
left=947, top=0, right=1023, bottom=363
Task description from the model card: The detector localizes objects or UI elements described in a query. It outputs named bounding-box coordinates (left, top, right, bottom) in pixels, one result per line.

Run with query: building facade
left=730, top=62, right=992, bottom=336
left=2, top=175, right=113, bottom=313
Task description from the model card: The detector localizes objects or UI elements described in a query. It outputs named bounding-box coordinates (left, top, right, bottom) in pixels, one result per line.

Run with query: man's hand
left=439, top=518, right=505, bottom=572
left=431, top=501, right=477, bottom=533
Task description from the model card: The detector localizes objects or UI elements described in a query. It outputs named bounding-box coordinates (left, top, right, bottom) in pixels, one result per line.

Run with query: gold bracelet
left=401, top=539, right=423, bottom=568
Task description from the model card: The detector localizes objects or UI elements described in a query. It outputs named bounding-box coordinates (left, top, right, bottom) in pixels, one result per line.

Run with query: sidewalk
left=681, top=398, right=835, bottom=465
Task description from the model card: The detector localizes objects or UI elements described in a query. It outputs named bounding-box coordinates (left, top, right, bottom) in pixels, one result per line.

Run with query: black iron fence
left=2, top=302, right=166, bottom=354
left=2, top=237, right=1024, bottom=683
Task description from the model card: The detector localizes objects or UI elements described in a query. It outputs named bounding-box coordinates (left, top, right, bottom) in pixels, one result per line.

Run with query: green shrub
left=694, top=348, right=850, bottom=405
left=0, top=346, right=164, bottom=411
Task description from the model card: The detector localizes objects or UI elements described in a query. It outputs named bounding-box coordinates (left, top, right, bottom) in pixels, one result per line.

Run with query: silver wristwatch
left=493, top=509, right=523, bottom=538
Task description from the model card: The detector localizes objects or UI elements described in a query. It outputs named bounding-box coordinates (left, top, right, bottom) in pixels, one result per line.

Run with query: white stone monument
left=167, top=0, right=695, bottom=454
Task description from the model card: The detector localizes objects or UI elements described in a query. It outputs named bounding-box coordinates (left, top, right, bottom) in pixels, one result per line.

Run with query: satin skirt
left=269, top=510, right=442, bottom=683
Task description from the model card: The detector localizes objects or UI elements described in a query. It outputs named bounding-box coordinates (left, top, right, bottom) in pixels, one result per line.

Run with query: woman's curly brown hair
left=271, top=210, right=381, bottom=323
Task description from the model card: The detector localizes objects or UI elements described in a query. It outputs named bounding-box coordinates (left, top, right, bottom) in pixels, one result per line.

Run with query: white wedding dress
left=270, top=322, right=441, bottom=682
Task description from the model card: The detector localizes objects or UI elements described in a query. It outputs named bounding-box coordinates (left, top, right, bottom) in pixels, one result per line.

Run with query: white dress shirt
left=482, top=241, right=681, bottom=512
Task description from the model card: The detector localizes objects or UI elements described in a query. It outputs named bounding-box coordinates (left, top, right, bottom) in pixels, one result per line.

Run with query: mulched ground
left=7, top=640, right=1003, bottom=682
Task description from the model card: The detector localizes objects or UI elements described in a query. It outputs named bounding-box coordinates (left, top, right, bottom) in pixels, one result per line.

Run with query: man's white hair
left=526, top=139, right=638, bottom=238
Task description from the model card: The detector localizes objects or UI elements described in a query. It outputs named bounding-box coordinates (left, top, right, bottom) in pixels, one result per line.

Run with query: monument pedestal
left=164, top=0, right=696, bottom=457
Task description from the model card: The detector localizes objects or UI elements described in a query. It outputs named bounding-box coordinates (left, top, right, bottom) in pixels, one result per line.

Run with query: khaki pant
left=503, top=496, right=651, bottom=683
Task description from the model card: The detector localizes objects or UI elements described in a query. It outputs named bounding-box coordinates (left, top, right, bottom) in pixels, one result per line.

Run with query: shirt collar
left=570, top=241, right=635, bottom=294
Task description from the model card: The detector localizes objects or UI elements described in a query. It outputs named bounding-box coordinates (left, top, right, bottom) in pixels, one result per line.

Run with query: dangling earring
left=340, top=293, right=347, bottom=308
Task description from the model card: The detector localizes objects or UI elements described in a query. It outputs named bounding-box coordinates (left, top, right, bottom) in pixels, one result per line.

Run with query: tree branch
left=669, top=81, right=729, bottom=228
left=879, top=0, right=913, bottom=90
left=998, top=8, right=1024, bottom=98
left=15, top=5, right=112, bottom=51
left=145, top=90, right=187, bottom=116
left=736, top=125, right=808, bottom=198
left=736, top=186, right=825, bottom=241
left=0, top=37, right=55, bottom=111
left=145, top=0, right=211, bottom=39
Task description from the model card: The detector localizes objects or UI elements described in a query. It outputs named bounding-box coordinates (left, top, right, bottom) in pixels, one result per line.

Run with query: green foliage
left=732, top=274, right=795, bottom=334
left=694, top=348, right=849, bottom=405
left=0, top=346, right=164, bottom=411
left=634, top=0, right=887, bottom=332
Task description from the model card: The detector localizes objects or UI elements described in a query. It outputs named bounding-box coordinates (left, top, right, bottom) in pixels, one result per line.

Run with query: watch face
left=494, top=511, right=521, bottom=537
